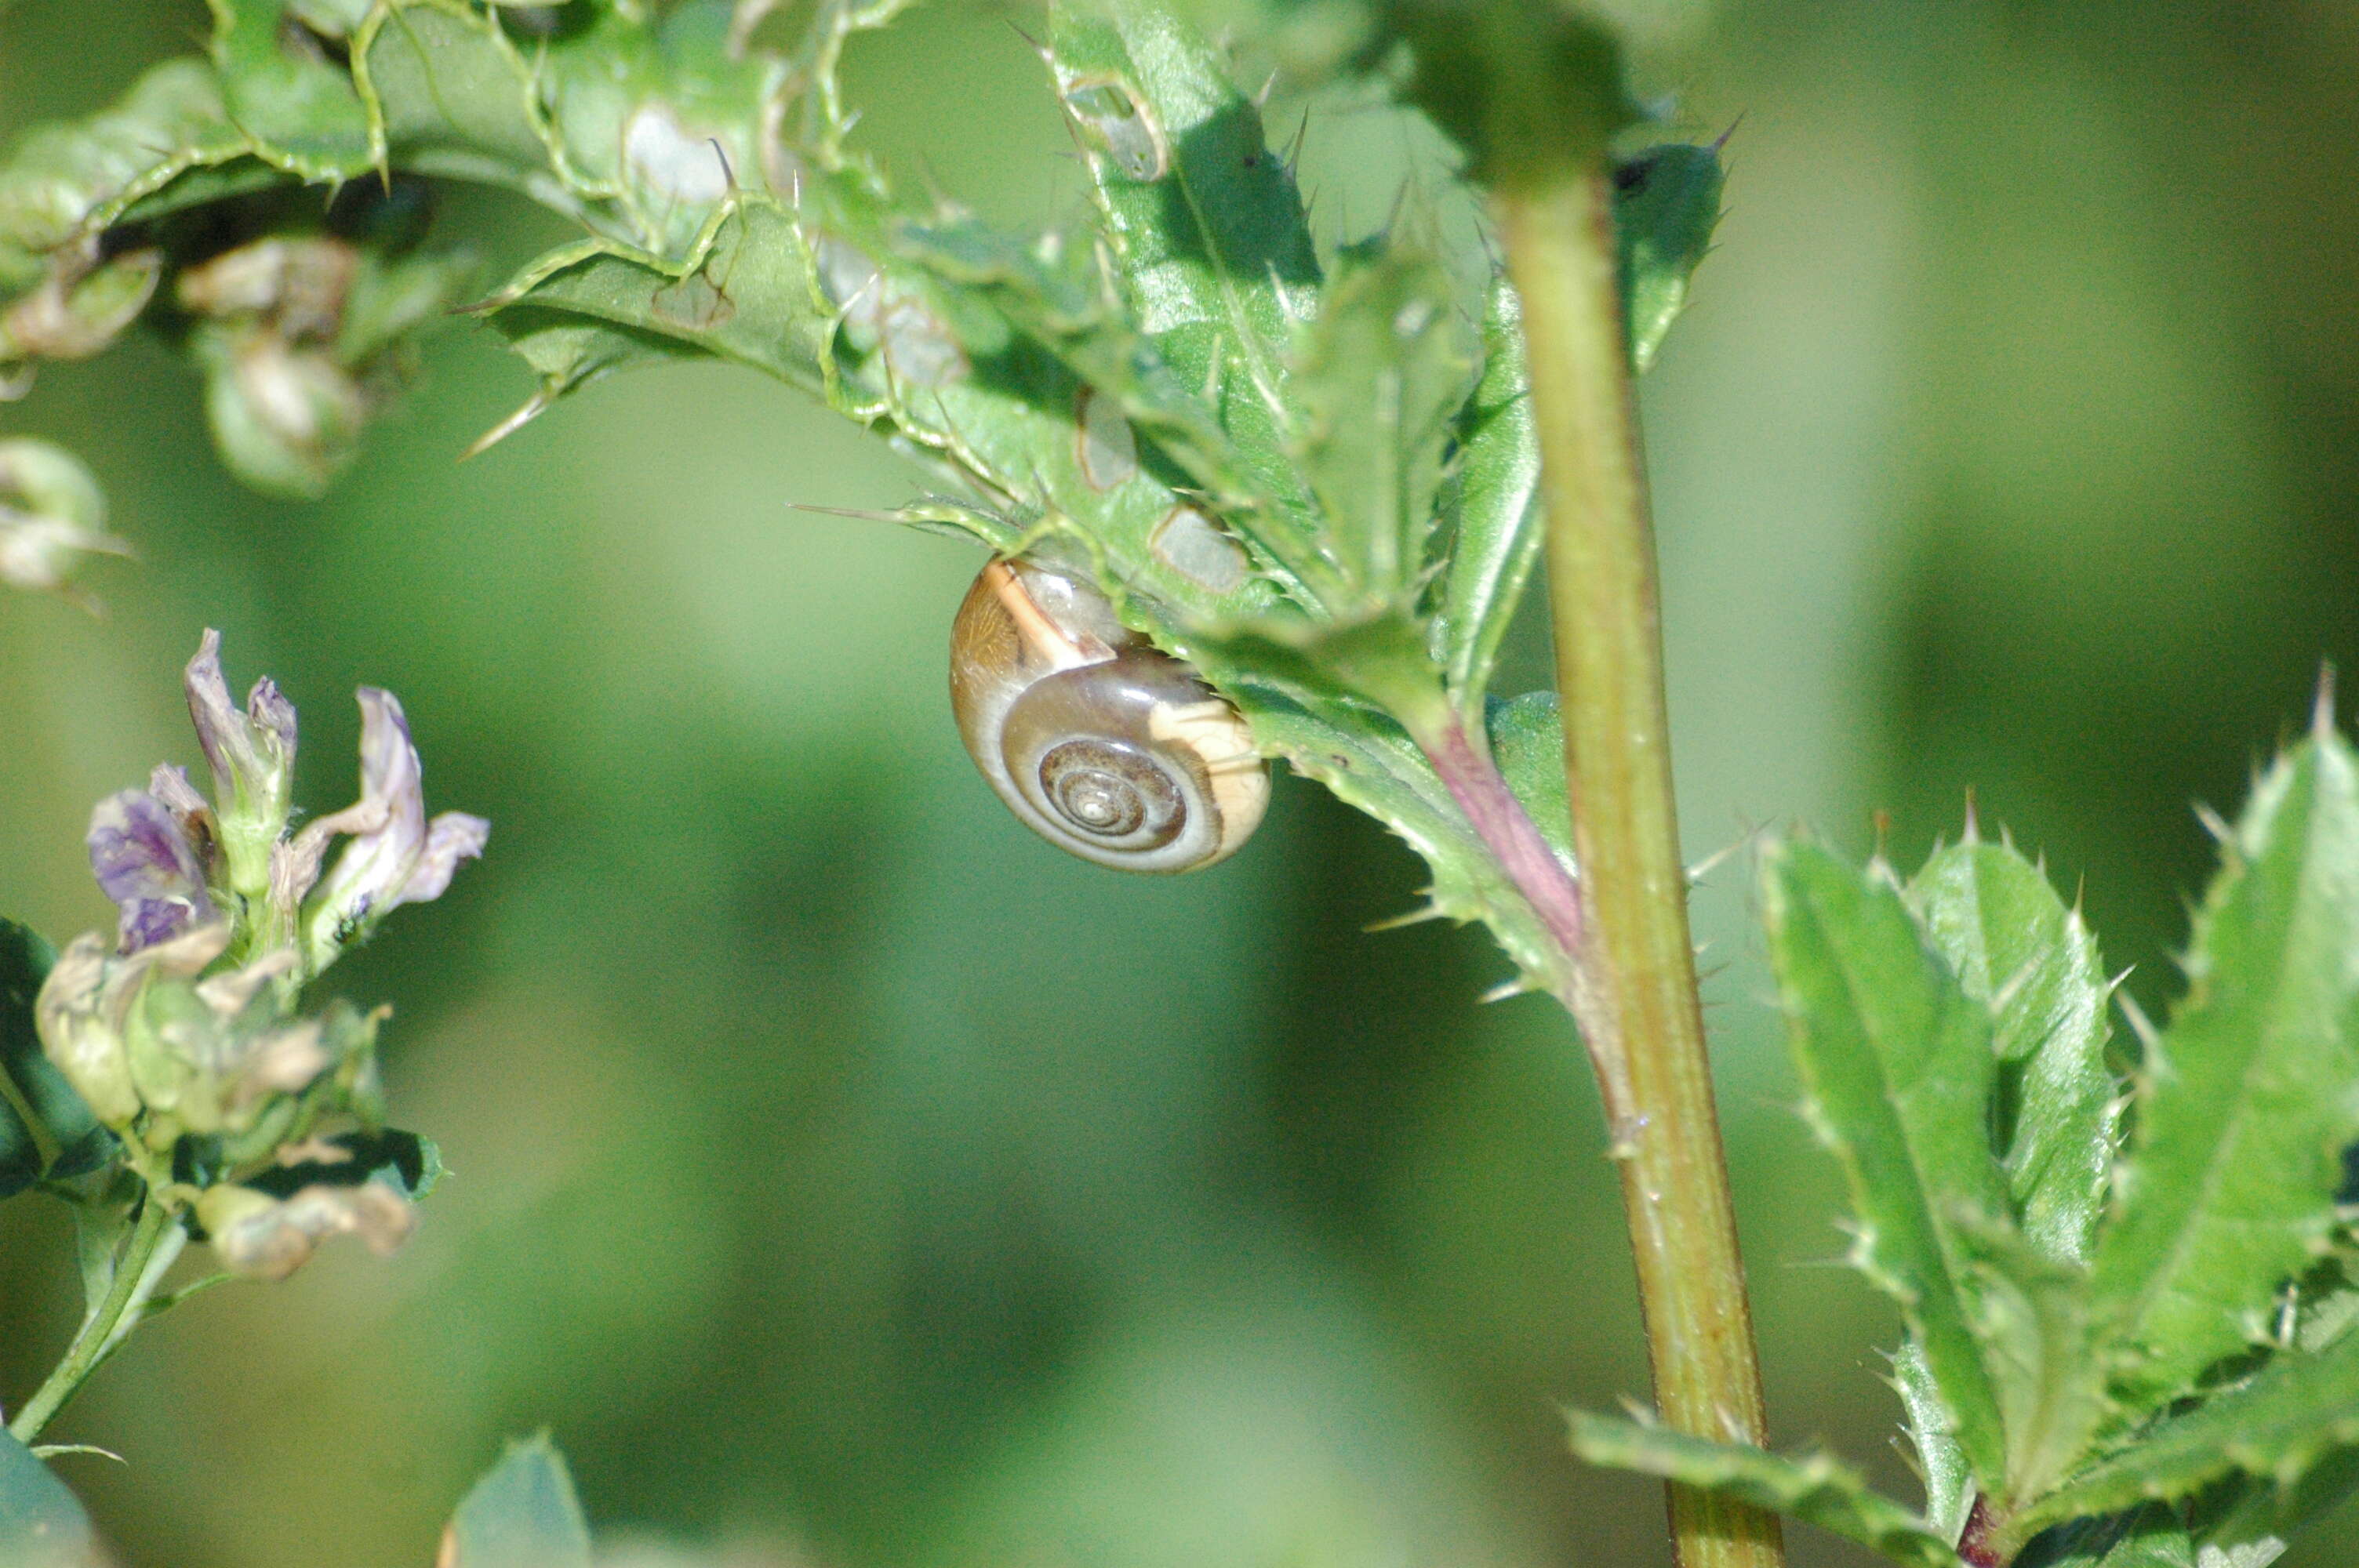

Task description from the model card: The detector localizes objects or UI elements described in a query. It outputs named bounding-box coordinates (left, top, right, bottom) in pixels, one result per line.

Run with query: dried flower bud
left=0, top=437, right=129, bottom=598
left=197, top=1178, right=415, bottom=1280
left=122, top=947, right=346, bottom=1139
left=196, top=328, right=369, bottom=500
left=36, top=920, right=231, bottom=1134
left=0, top=246, right=162, bottom=362
left=33, top=935, right=138, bottom=1129
left=176, top=236, right=359, bottom=342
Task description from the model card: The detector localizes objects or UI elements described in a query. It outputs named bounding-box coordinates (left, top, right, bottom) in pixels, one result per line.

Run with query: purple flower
left=184, top=630, right=296, bottom=891
left=88, top=789, right=218, bottom=953
left=302, top=688, right=489, bottom=971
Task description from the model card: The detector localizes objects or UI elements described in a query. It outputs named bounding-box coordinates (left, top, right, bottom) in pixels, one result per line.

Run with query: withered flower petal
left=403, top=811, right=492, bottom=907
left=34, top=933, right=138, bottom=1127
left=184, top=630, right=296, bottom=858
left=304, top=688, right=485, bottom=969
left=191, top=949, right=298, bottom=1022
left=201, top=1180, right=415, bottom=1281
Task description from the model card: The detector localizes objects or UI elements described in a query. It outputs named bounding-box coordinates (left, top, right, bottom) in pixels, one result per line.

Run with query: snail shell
left=950, top=559, right=1268, bottom=872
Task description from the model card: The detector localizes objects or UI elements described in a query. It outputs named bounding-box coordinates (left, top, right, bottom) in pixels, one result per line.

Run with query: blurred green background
left=5, top=2, right=2357, bottom=1564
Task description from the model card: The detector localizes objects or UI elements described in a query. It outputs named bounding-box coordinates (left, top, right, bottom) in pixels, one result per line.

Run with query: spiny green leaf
left=476, top=190, right=1302, bottom=629
left=2016, top=1507, right=2197, bottom=1568
left=1954, top=1210, right=2108, bottom=1502
left=894, top=212, right=1318, bottom=597
left=2188, top=1445, right=2358, bottom=1567
left=1426, top=135, right=1736, bottom=714
left=524, top=0, right=801, bottom=255
left=353, top=0, right=554, bottom=186
left=1567, top=1411, right=1960, bottom=1568
left=1910, top=840, right=2118, bottom=1265
left=1047, top=0, right=1320, bottom=509
left=472, top=200, right=828, bottom=421
left=1431, top=274, right=1537, bottom=713
left=1288, top=236, right=1477, bottom=611
left=1616, top=140, right=1725, bottom=373
left=1173, top=612, right=1569, bottom=1002
left=1893, top=1338, right=1976, bottom=1544
left=209, top=0, right=376, bottom=181
left=0, top=1428, right=101, bottom=1568
left=0, top=59, right=253, bottom=255
left=1189, top=606, right=1444, bottom=720
left=2088, top=728, right=2359, bottom=1411
left=442, top=1436, right=592, bottom=1568
left=2030, top=1324, right=2359, bottom=1533
left=1761, top=840, right=2012, bottom=1494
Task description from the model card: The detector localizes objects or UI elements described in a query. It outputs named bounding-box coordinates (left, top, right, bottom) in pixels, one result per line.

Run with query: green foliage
left=1288, top=238, right=1478, bottom=613
left=2035, top=1336, right=2359, bottom=1527
left=0, top=59, right=249, bottom=253
left=441, top=1436, right=593, bottom=1568
left=1049, top=1, right=1321, bottom=510
left=2016, top=1506, right=2200, bottom=1568
left=1567, top=1411, right=1961, bottom=1568
left=11, top=7, right=2359, bottom=1568
left=1576, top=723, right=2359, bottom=1563
left=1759, top=838, right=2014, bottom=1494
left=1614, top=140, right=1726, bottom=373
left=0, top=0, right=1735, bottom=1025
left=1894, top=1338, right=1976, bottom=1544
left=0, top=0, right=1722, bottom=920
left=2086, top=729, right=2359, bottom=1413
left=1485, top=691, right=1574, bottom=868
left=1908, top=840, right=2117, bottom=1266
left=1432, top=276, right=1537, bottom=713
left=0, top=1427, right=100, bottom=1568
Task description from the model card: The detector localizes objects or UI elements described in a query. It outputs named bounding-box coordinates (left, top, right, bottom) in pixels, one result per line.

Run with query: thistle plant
left=1575, top=709, right=2359, bottom=1567
left=0, top=630, right=481, bottom=1454
left=2, top=4, right=2358, bottom=1568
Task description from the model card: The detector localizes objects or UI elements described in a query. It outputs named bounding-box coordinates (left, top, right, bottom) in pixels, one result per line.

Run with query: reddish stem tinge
left=1956, top=1497, right=2005, bottom=1568
left=1421, top=713, right=1587, bottom=971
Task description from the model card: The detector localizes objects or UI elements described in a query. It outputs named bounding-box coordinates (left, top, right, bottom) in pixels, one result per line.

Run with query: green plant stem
left=8, top=1199, right=178, bottom=1443
left=1496, top=169, right=1784, bottom=1568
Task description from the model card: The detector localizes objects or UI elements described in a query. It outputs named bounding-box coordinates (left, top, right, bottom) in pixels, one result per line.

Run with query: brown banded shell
left=949, top=560, right=1267, bottom=872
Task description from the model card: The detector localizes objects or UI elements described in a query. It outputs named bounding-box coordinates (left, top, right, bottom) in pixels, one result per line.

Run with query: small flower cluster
left=36, top=631, right=485, bottom=1278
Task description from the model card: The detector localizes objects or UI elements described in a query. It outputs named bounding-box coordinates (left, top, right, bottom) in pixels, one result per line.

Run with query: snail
left=950, top=558, right=1268, bottom=872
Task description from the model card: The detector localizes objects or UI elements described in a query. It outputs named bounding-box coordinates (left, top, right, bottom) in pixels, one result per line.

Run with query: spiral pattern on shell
left=949, top=560, right=1267, bottom=873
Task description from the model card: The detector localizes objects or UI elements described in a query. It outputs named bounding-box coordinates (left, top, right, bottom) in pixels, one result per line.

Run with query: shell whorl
left=949, top=561, right=1267, bottom=873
